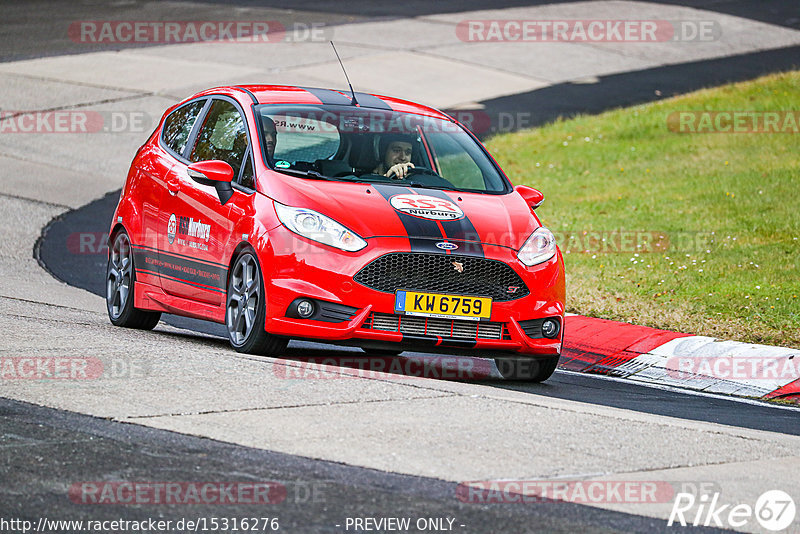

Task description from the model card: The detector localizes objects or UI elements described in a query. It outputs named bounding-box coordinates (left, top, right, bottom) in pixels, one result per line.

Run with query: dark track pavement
left=2, top=0, right=797, bottom=63
left=0, top=397, right=731, bottom=534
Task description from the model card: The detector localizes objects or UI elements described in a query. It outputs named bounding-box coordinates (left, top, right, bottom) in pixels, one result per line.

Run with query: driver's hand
left=386, top=162, right=414, bottom=179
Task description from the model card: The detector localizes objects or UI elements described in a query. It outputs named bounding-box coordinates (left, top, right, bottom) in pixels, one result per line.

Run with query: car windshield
left=255, top=104, right=510, bottom=194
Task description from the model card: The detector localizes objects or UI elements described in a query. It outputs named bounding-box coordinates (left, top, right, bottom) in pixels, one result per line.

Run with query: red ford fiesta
left=106, top=85, right=565, bottom=381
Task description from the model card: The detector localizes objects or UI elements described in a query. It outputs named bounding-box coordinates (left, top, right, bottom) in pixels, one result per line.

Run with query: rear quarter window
left=162, top=100, right=205, bottom=156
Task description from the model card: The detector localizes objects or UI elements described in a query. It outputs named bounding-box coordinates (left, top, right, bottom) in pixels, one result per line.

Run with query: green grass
left=486, top=71, right=800, bottom=348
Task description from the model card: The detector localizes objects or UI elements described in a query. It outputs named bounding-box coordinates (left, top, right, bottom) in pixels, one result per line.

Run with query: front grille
left=354, top=253, right=529, bottom=301
left=364, top=312, right=511, bottom=341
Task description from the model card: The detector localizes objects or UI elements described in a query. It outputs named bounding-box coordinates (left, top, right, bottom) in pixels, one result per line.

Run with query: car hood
left=266, top=176, right=539, bottom=250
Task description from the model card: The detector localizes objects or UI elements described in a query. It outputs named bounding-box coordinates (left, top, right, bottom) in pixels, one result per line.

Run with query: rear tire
left=495, top=356, right=559, bottom=382
left=106, top=230, right=161, bottom=330
left=226, top=251, right=287, bottom=356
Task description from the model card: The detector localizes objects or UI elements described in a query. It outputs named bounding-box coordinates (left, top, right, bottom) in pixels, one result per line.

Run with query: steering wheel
left=397, top=167, right=456, bottom=189
left=404, top=166, right=439, bottom=178
left=387, top=165, right=432, bottom=179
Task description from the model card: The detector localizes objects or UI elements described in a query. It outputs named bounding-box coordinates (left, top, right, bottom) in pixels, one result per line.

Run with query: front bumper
left=260, top=228, right=565, bottom=356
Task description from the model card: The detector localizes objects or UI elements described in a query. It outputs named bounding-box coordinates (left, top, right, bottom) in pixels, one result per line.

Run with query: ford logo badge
left=436, top=242, right=458, bottom=250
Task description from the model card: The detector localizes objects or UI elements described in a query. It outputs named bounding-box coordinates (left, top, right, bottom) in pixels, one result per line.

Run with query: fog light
left=542, top=318, right=559, bottom=338
left=297, top=299, right=315, bottom=319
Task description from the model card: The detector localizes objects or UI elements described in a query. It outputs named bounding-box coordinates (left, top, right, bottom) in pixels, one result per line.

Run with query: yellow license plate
left=394, top=291, right=492, bottom=321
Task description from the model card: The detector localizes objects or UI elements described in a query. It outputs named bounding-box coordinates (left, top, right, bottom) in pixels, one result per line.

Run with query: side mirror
left=187, top=160, right=234, bottom=205
left=515, top=185, right=544, bottom=210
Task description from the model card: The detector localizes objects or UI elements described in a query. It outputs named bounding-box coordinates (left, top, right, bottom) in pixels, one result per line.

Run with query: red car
left=106, top=85, right=565, bottom=381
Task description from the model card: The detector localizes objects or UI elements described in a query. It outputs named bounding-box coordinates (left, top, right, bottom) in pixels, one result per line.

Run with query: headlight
left=517, top=227, right=557, bottom=266
left=275, top=203, right=367, bottom=252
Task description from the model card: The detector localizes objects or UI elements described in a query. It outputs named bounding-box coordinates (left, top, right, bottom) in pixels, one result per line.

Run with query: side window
left=189, top=99, right=249, bottom=178
left=162, top=100, right=205, bottom=156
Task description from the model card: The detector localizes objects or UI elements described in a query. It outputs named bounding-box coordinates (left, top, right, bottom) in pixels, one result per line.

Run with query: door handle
left=166, top=178, right=180, bottom=196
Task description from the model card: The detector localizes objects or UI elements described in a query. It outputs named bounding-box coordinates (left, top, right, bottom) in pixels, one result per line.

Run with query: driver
left=261, top=116, right=278, bottom=160
left=373, top=133, right=416, bottom=179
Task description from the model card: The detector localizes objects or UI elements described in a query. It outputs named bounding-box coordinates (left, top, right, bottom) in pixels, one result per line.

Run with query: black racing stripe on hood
left=408, top=188, right=485, bottom=258
left=372, top=183, right=446, bottom=253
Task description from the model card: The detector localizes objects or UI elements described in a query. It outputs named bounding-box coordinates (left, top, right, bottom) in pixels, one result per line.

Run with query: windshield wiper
left=272, top=167, right=333, bottom=180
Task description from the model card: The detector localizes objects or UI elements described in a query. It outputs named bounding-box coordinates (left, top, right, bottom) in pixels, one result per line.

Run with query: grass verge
left=486, top=71, right=800, bottom=348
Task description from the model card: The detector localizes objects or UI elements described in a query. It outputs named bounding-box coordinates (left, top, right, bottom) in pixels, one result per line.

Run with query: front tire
left=226, top=251, right=287, bottom=356
left=495, top=356, right=560, bottom=382
left=106, top=230, right=161, bottom=329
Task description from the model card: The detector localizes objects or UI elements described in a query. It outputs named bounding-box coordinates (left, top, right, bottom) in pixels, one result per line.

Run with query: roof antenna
left=330, top=41, right=359, bottom=106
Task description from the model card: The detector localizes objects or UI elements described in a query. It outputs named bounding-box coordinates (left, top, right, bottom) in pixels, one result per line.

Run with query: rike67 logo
left=669, top=489, right=796, bottom=531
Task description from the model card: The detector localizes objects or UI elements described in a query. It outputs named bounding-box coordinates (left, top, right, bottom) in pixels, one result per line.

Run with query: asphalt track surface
left=6, top=1, right=800, bottom=532
left=209, top=0, right=800, bottom=27
left=2, top=0, right=798, bottom=63
left=2, top=396, right=736, bottom=534
left=3, top=0, right=799, bottom=137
